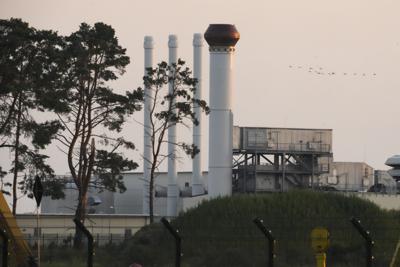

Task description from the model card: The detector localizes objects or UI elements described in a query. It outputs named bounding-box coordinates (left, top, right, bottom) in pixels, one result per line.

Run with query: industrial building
left=232, top=126, right=332, bottom=192
left=373, top=170, right=397, bottom=194
left=41, top=151, right=382, bottom=216
left=385, top=155, right=400, bottom=181
left=41, top=172, right=208, bottom=216
left=326, top=162, right=374, bottom=192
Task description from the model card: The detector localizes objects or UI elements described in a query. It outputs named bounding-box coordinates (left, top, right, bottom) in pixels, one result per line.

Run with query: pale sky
left=2, top=0, right=400, bottom=212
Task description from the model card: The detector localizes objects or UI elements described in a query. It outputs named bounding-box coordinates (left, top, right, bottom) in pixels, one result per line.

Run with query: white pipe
left=167, top=34, right=179, bottom=217
left=192, top=33, right=205, bottom=196
left=143, top=36, right=154, bottom=214
left=205, top=25, right=240, bottom=198
left=208, top=51, right=234, bottom=197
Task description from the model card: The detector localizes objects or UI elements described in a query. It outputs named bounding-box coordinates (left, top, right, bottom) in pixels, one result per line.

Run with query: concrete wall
left=343, top=192, right=400, bottom=210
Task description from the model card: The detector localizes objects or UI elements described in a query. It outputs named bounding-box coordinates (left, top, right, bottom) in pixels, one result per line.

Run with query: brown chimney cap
left=204, top=24, right=240, bottom=47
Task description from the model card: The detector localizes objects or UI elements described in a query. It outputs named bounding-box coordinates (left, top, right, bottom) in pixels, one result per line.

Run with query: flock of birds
left=288, top=65, right=377, bottom=77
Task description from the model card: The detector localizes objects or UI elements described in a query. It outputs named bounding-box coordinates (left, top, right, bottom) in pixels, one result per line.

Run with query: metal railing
left=243, top=163, right=330, bottom=173
left=243, top=142, right=331, bottom=153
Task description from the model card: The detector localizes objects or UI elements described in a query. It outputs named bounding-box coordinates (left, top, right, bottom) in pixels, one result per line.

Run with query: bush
left=116, top=191, right=400, bottom=266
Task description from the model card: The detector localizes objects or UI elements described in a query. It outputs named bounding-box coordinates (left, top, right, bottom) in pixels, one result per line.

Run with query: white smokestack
left=167, top=35, right=179, bottom=217
left=143, top=36, right=154, bottom=214
left=192, top=33, right=205, bottom=196
left=204, top=24, right=240, bottom=198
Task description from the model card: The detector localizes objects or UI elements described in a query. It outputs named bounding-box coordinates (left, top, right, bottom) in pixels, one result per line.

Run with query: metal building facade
left=232, top=126, right=333, bottom=192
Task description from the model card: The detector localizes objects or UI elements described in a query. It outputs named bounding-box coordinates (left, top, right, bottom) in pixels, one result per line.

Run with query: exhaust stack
left=192, top=33, right=205, bottom=196
left=204, top=24, right=240, bottom=198
left=167, top=35, right=179, bottom=216
left=143, top=36, right=154, bottom=214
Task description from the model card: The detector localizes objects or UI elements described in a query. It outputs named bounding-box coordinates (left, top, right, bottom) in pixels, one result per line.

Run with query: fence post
left=253, top=217, right=275, bottom=267
left=160, top=217, right=181, bottom=267
left=350, top=217, right=374, bottom=267
left=0, top=229, right=8, bottom=267
left=73, top=219, right=94, bottom=267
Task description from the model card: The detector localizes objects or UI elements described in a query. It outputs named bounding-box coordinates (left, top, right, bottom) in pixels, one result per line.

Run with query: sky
left=1, top=0, right=400, bottom=212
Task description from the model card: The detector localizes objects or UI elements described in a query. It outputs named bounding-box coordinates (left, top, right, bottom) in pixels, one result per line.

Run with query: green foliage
left=54, top=22, right=141, bottom=247
left=23, top=120, right=64, bottom=149
left=57, top=22, right=141, bottom=193
left=115, top=191, right=400, bottom=267
left=0, top=18, right=66, bottom=213
left=94, top=149, right=139, bottom=193
left=0, top=17, right=140, bottom=241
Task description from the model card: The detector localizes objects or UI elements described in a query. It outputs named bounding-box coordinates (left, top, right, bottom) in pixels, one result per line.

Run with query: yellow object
left=0, top=192, right=33, bottom=266
left=315, top=252, right=326, bottom=267
left=311, top=227, right=330, bottom=253
left=311, top=227, right=329, bottom=267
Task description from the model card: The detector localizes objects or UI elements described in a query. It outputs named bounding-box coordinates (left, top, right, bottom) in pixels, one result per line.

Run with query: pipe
left=143, top=36, right=154, bottom=214
left=167, top=34, right=179, bottom=217
left=204, top=24, right=240, bottom=198
left=192, top=33, right=205, bottom=196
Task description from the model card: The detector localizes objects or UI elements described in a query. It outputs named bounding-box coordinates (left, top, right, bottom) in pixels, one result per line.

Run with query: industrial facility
left=1, top=15, right=400, bottom=266
left=40, top=24, right=400, bottom=219
left=232, top=126, right=332, bottom=192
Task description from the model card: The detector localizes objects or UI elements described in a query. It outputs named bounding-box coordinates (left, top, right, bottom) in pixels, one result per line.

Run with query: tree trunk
left=74, top=191, right=87, bottom=248
left=12, top=95, right=22, bottom=215
left=149, top=173, right=154, bottom=223
left=0, top=94, right=18, bottom=135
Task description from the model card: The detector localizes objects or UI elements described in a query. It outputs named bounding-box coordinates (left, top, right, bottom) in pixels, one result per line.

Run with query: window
left=247, top=129, right=267, bottom=148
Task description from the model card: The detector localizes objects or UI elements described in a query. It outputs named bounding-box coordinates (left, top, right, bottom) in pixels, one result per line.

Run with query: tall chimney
left=167, top=35, right=179, bottom=216
left=204, top=24, right=240, bottom=198
left=192, top=33, right=205, bottom=196
left=143, top=36, right=154, bottom=214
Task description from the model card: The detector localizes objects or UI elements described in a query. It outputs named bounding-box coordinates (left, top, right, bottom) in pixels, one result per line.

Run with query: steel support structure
left=232, top=149, right=331, bottom=193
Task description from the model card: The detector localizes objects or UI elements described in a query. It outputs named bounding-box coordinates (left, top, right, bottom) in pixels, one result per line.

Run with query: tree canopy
left=0, top=18, right=66, bottom=214
left=54, top=22, right=142, bottom=246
